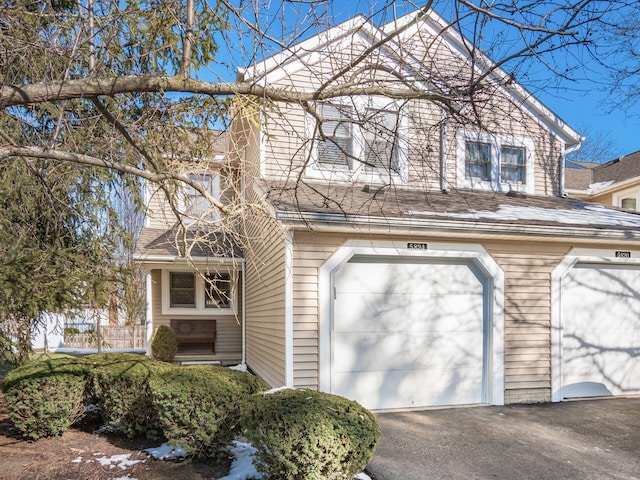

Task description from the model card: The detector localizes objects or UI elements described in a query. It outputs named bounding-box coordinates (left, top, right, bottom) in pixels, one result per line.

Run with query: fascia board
left=385, top=9, right=582, bottom=147
left=565, top=176, right=640, bottom=199
left=276, top=209, right=640, bottom=242
left=133, top=254, right=244, bottom=265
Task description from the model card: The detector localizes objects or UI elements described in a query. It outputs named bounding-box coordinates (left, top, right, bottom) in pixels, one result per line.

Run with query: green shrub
left=151, top=325, right=178, bottom=363
left=63, top=327, right=81, bottom=336
left=149, top=365, right=256, bottom=457
left=214, top=366, right=269, bottom=395
left=88, top=353, right=169, bottom=439
left=241, top=389, right=381, bottom=480
left=2, top=357, right=89, bottom=439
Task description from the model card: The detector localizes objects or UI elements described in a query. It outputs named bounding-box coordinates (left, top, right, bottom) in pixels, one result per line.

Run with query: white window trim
left=456, top=131, right=535, bottom=194
left=161, top=268, right=236, bottom=316
left=613, top=187, right=640, bottom=211
left=305, top=97, right=409, bottom=184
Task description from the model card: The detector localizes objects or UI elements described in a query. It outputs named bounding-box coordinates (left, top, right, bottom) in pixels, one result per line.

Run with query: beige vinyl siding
left=243, top=211, right=288, bottom=388
left=288, top=232, right=590, bottom=406
left=291, top=232, right=347, bottom=388
left=257, top=20, right=566, bottom=197
left=485, top=243, right=568, bottom=404
left=149, top=269, right=242, bottom=361
left=145, top=186, right=177, bottom=229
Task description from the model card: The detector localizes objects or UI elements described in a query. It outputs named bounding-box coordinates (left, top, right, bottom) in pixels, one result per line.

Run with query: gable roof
left=240, top=7, right=581, bottom=148
left=264, top=180, right=640, bottom=241
left=565, top=150, right=640, bottom=194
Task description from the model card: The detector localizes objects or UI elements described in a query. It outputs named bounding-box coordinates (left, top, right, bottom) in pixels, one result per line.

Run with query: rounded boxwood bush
left=149, top=365, right=259, bottom=457
left=3, top=356, right=89, bottom=439
left=88, top=353, right=170, bottom=439
left=151, top=325, right=177, bottom=363
left=241, top=389, right=381, bottom=480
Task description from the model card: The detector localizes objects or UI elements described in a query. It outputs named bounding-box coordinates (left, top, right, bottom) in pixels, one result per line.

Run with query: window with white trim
left=457, top=131, right=535, bottom=193
left=308, top=97, right=408, bottom=183
left=613, top=188, right=640, bottom=212
left=183, top=173, right=221, bottom=221
left=162, top=269, right=235, bottom=315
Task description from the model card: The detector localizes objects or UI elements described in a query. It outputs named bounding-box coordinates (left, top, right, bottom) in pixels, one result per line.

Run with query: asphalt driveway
left=366, top=397, right=640, bottom=480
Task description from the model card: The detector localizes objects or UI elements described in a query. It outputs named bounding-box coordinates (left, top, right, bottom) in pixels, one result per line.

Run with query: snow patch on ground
left=94, top=453, right=145, bottom=470
left=228, top=363, right=248, bottom=372
left=218, top=441, right=263, bottom=480
left=354, top=473, right=372, bottom=480
left=144, top=443, right=187, bottom=460
left=263, top=386, right=293, bottom=396
left=71, top=456, right=83, bottom=463
left=108, top=475, right=137, bottom=480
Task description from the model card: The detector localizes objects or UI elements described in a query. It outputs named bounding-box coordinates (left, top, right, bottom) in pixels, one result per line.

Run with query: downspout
left=240, top=146, right=247, bottom=366
left=145, top=272, right=153, bottom=356
left=561, top=140, right=583, bottom=197
left=440, top=110, right=449, bottom=193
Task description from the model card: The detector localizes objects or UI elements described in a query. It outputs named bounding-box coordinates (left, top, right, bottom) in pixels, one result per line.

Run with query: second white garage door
left=560, top=263, right=640, bottom=399
left=332, top=256, right=488, bottom=410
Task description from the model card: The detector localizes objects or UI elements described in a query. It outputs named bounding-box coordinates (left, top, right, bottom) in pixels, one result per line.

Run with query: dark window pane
left=170, top=272, right=196, bottom=308
left=204, top=273, right=231, bottom=308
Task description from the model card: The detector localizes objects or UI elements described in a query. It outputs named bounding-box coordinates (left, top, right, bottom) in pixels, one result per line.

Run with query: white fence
left=64, top=325, right=146, bottom=350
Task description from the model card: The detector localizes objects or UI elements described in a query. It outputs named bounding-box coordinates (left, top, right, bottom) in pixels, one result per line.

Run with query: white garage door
left=332, top=256, right=488, bottom=410
left=561, top=263, right=640, bottom=399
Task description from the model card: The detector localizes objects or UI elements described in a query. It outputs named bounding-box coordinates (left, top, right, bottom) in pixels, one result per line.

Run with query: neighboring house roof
left=241, top=7, right=581, bottom=149
left=135, top=226, right=243, bottom=261
left=264, top=180, right=640, bottom=240
left=565, top=150, right=640, bottom=195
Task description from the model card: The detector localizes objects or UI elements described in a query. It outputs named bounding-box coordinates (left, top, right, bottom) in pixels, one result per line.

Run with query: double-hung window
left=310, top=97, right=407, bottom=183
left=169, top=272, right=196, bottom=308
left=500, top=146, right=526, bottom=184
left=163, top=270, right=236, bottom=315
left=183, top=173, right=221, bottom=221
left=465, top=141, right=491, bottom=182
left=317, top=104, right=354, bottom=168
left=457, top=131, right=534, bottom=193
left=204, top=272, right=231, bottom=309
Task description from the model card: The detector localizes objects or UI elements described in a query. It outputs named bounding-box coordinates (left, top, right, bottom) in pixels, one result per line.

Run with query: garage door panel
left=561, top=264, right=640, bottom=398
left=334, top=292, right=484, bottom=333
left=334, top=331, right=484, bottom=373
left=332, top=256, right=488, bottom=409
left=335, top=261, right=483, bottom=296
left=333, top=368, right=484, bottom=409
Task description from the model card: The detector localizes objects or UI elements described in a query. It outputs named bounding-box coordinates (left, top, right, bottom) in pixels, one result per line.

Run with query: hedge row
left=3, top=353, right=264, bottom=455
left=3, top=354, right=381, bottom=477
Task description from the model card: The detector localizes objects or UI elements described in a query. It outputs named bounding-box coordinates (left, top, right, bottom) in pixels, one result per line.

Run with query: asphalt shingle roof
left=264, top=180, right=640, bottom=231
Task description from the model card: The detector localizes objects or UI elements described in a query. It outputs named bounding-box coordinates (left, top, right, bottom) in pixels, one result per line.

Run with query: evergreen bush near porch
left=241, top=389, right=381, bottom=480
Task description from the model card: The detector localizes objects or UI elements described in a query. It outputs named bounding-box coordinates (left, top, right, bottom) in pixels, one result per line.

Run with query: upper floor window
left=457, top=131, right=534, bottom=194
left=183, top=173, right=221, bottom=221
left=621, top=198, right=637, bottom=210
left=500, top=146, right=527, bottom=184
left=613, top=189, right=640, bottom=211
left=465, top=142, right=491, bottom=182
left=308, top=97, right=408, bottom=183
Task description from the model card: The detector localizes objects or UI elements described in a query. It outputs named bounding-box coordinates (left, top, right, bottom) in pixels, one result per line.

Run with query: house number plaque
left=615, top=251, right=631, bottom=258
left=407, top=243, right=428, bottom=250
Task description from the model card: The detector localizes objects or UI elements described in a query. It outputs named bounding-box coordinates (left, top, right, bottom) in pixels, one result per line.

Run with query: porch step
left=180, top=360, right=221, bottom=366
